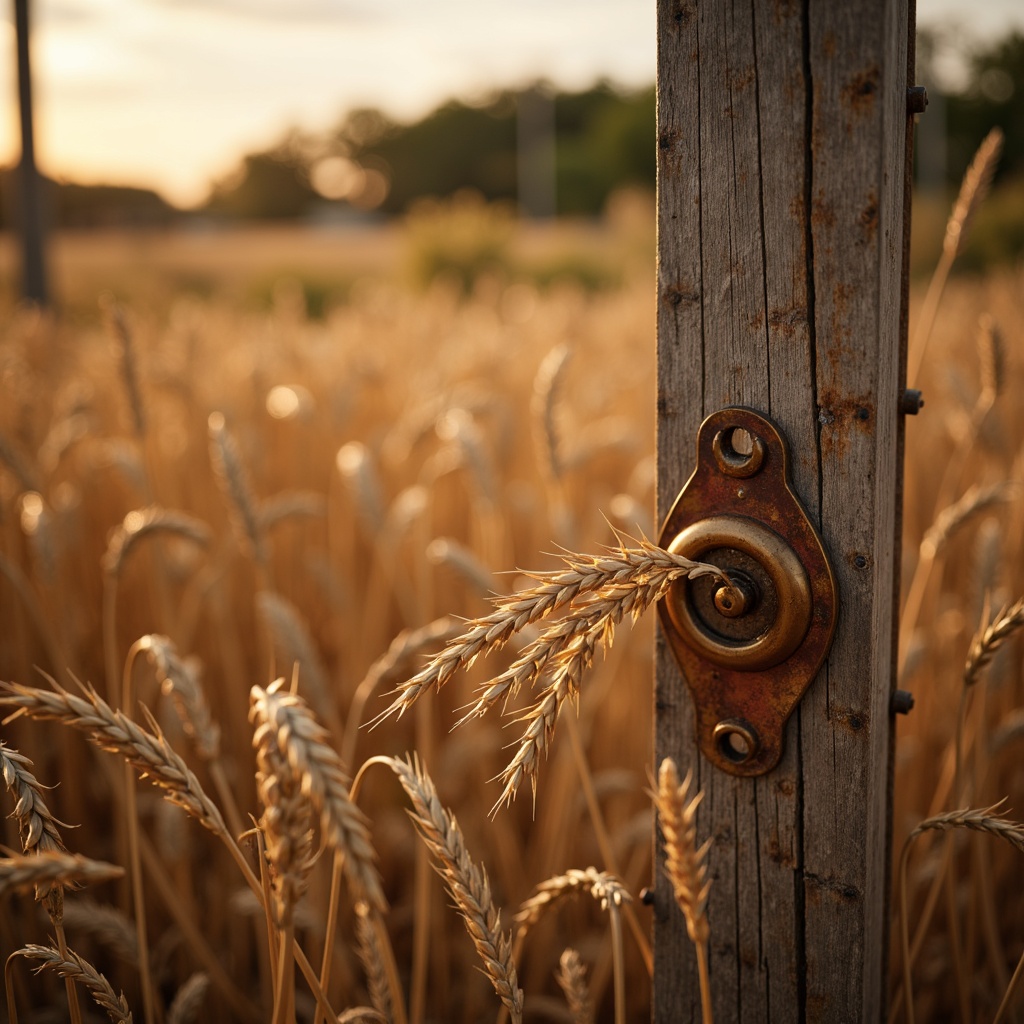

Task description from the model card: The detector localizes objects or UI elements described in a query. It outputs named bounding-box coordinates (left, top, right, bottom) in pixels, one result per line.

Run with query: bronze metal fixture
left=657, top=407, right=838, bottom=776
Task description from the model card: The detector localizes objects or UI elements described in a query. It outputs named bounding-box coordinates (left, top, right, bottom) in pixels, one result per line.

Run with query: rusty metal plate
left=657, top=407, right=838, bottom=776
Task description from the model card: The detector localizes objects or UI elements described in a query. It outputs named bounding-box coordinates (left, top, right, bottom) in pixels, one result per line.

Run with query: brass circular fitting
left=666, top=515, right=812, bottom=670
left=714, top=719, right=760, bottom=763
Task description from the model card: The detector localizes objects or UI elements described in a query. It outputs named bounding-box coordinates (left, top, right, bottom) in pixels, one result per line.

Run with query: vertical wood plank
left=655, top=1, right=910, bottom=1020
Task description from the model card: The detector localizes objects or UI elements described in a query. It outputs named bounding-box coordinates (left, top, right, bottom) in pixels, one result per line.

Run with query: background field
left=0, top=190, right=1022, bottom=1022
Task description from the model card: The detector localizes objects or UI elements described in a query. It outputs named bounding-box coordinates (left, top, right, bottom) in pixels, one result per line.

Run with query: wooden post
left=655, top=1, right=913, bottom=1020
left=14, top=0, right=50, bottom=307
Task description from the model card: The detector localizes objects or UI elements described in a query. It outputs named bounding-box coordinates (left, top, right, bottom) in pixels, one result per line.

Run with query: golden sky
left=0, top=0, right=1019, bottom=208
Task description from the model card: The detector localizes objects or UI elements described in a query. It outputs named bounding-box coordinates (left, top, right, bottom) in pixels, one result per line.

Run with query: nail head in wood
left=907, top=86, right=928, bottom=115
left=900, top=389, right=924, bottom=415
left=892, top=689, right=915, bottom=715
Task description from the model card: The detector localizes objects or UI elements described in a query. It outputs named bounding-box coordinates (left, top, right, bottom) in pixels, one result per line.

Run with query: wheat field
left=0, top=185, right=1022, bottom=1022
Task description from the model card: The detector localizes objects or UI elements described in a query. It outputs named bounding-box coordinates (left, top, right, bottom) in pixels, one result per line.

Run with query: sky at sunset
left=0, top=0, right=1021, bottom=208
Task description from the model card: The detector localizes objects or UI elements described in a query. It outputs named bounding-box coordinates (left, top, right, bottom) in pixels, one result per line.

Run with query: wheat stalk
left=976, top=314, right=1006, bottom=406
left=492, top=559, right=710, bottom=809
left=209, top=411, right=267, bottom=564
left=921, top=482, right=1019, bottom=559
left=60, top=898, right=139, bottom=964
left=259, top=490, right=327, bottom=532
left=256, top=591, right=336, bottom=731
left=2, top=741, right=84, bottom=1022
left=337, top=1010, right=388, bottom=1024
left=900, top=802, right=1024, bottom=1024
left=375, top=537, right=723, bottom=726
left=166, top=972, right=210, bottom=1024
left=964, top=597, right=1024, bottom=689
left=532, top=343, right=572, bottom=482
left=1, top=741, right=70, bottom=867
left=250, top=680, right=385, bottom=913
left=516, top=866, right=631, bottom=930
left=0, top=678, right=228, bottom=836
left=556, top=948, right=594, bottom=1024
left=103, top=507, right=211, bottom=580
left=354, top=900, right=393, bottom=1023
left=337, top=441, right=385, bottom=533
left=653, top=758, right=713, bottom=1023
left=12, top=944, right=133, bottom=1023
left=386, top=754, right=523, bottom=1023
left=251, top=690, right=315, bottom=930
left=943, top=127, right=1004, bottom=261
left=141, top=635, right=221, bottom=761
left=426, top=536, right=495, bottom=596
left=0, top=853, right=123, bottom=897
left=908, top=127, right=1004, bottom=383
left=105, top=300, right=146, bottom=440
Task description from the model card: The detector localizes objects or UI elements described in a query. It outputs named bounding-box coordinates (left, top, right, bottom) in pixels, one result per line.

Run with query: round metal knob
left=665, top=514, right=812, bottom=670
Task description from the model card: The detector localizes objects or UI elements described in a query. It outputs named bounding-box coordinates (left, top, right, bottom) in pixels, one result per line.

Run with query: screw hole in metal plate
left=714, top=720, right=760, bottom=763
left=712, top=427, right=765, bottom=478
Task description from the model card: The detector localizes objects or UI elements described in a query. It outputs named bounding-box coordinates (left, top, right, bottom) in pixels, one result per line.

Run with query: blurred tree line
left=204, top=80, right=656, bottom=220
left=1, top=31, right=1022, bottom=236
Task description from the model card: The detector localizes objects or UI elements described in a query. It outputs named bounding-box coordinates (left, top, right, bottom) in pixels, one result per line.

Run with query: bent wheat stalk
left=9, top=944, right=133, bottom=1024
left=899, top=803, right=1024, bottom=1024
left=374, top=538, right=724, bottom=726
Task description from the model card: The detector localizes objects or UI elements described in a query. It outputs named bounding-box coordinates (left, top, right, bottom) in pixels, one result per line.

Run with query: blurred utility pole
left=14, top=0, right=49, bottom=306
left=517, top=84, right=556, bottom=219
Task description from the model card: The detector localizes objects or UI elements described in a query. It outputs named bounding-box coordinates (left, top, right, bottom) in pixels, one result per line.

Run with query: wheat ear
left=0, top=740, right=82, bottom=1023
left=516, top=867, right=631, bottom=934
left=208, top=412, right=267, bottom=564
left=166, top=972, right=209, bottom=1024
left=944, top=127, right=1004, bottom=261
left=0, top=678, right=227, bottom=836
left=492, top=555, right=716, bottom=810
left=1, top=741, right=71, bottom=872
left=556, top=948, right=595, bottom=1024
left=375, top=537, right=723, bottom=725
left=899, top=803, right=1024, bottom=1024
left=654, top=758, right=713, bottom=1023
left=964, top=597, right=1024, bottom=688
left=908, top=127, right=1004, bottom=383
left=386, top=754, right=523, bottom=1023
left=12, top=944, right=133, bottom=1023
left=250, top=680, right=385, bottom=912
left=0, top=853, right=123, bottom=897
left=105, top=300, right=146, bottom=440
left=354, top=900, right=393, bottom=1023
left=532, top=343, right=572, bottom=483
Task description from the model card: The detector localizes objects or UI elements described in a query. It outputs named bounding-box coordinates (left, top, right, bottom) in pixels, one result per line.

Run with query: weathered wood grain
left=655, top=1, right=911, bottom=1020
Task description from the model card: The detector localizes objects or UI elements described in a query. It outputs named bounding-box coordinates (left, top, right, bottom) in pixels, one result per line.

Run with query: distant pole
left=516, top=84, right=556, bottom=219
left=14, top=0, right=49, bottom=306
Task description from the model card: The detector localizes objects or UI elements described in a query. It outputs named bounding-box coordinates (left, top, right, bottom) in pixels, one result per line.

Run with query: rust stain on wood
left=842, top=65, right=880, bottom=116
left=661, top=283, right=700, bottom=308
left=768, top=305, right=808, bottom=336
left=858, top=190, right=879, bottom=243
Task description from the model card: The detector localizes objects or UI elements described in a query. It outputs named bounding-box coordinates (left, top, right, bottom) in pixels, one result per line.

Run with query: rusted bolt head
left=907, top=86, right=928, bottom=115
left=900, top=389, right=924, bottom=415
left=892, top=689, right=915, bottom=715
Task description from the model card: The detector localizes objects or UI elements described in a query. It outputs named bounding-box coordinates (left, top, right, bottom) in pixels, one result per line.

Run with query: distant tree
left=205, top=133, right=318, bottom=219
left=333, top=95, right=518, bottom=213
left=334, top=83, right=655, bottom=216
left=941, top=31, right=1024, bottom=183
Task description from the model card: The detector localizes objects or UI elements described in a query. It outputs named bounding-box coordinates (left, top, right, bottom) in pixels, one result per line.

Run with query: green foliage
left=403, top=192, right=516, bottom=292
left=205, top=134, right=318, bottom=220
left=927, top=30, right=1024, bottom=185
